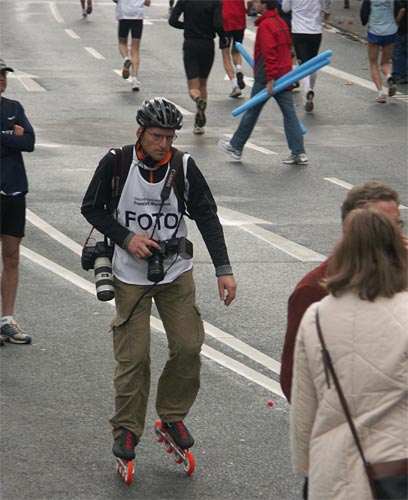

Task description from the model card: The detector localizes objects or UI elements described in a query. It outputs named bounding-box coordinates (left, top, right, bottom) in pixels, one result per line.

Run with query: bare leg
left=130, top=38, right=141, bottom=78
left=222, top=47, right=235, bottom=81
left=231, top=46, right=242, bottom=68
left=1, top=236, right=21, bottom=317
left=368, top=42, right=383, bottom=91
left=380, top=43, right=395, bottom=78
left=188, top=78, right=202, bottom=101
left=118, top=37, right=129, bottom=60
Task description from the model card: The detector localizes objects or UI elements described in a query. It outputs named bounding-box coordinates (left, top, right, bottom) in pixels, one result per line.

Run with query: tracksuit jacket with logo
left=0, top=97, right=35, bottom=194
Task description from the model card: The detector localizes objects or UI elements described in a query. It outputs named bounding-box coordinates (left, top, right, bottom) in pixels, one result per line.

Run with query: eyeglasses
left=145, top=131, right=177, bottom=143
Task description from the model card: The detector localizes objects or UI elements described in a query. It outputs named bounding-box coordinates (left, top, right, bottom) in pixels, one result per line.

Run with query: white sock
left=236, top=65, right=242, bottom=72
left=231, top=78, right=237, bottom=88
left=0, top=316, right=13, bottom=325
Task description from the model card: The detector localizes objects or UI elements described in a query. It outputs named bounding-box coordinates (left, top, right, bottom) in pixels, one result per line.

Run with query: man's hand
left=13, top=125, right=24, bottom=135
left=266, top=80, right=274, bottom=95
left=218, top=275, right=237, bottom=306
left=322, top=11, right=330, bottom=22
left=402, top=233, right=408, bottom=250
left=127, top=234, right=161, bottom=259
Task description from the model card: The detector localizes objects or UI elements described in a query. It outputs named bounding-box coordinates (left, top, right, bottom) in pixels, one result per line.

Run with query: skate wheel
left=182, top=451, right=195, bottom=475
left=154, top=419, right=164, bottom=443
left=124, top=460, right=133, bottom=485
left=174, top=452, right=183, bottom=464
left=164, top=439, right=174, bottom=454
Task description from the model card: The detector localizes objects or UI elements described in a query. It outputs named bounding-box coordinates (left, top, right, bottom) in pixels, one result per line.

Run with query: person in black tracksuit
left=81, top=98, right=237, bottom=461
left=0, top=59, right=35, bottom=346
left=169, top=0, right=227, bottom=134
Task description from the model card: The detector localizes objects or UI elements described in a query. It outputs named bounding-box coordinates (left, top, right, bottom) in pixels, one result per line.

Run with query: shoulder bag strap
left=315, top=309, right=370, bottom=468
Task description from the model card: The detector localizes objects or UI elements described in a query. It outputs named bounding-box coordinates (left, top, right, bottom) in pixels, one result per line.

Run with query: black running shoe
left=162, top=421, right=194, bottom=449
left=195, top=97, right=207, bottom=127
left=112, top=429, right=138, bottom=460
left=236, top=71, right=246, bottom=90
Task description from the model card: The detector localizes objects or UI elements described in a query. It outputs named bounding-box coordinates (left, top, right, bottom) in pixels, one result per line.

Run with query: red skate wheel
left=154, top=420, right=164, bottom=443
left=182, top=451, right=195, bottom=475
left=124, top=461, right=133, bottom=485
left=164, top=440, right=174, bottom=453
left=174, top=452, right=183, bottom=464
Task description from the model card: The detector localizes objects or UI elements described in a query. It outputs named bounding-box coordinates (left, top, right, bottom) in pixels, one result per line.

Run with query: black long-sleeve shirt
left=169, top=0, right=225, bottom=39
left=81, top=145, right=233, bottom=276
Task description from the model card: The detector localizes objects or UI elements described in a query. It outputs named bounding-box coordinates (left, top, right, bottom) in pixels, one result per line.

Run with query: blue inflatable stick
left=232, top=57, right=331, bottom=117
left=234, top=42, right=254, bottom=68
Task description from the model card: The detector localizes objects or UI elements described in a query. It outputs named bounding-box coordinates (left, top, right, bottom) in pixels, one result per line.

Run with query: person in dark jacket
left=81, top=98, right=237, bottom=462
left=169, top=0, right=227, bottom=134
left=392, top=0, right=407, bottom=83
left=0, top=58, right=35, bottom=346
left=218, top=0, right=307, bottom=165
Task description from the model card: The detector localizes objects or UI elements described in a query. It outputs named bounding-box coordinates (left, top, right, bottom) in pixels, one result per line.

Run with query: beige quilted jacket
left=290, top=291, right=408, bottom=500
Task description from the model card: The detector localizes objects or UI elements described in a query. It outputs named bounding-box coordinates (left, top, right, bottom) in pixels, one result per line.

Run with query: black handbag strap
left=315, top=309, right=370, bottom=468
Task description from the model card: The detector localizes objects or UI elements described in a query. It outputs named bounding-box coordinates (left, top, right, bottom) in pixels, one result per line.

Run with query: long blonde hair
left=324, top=208, right=408, bottom=301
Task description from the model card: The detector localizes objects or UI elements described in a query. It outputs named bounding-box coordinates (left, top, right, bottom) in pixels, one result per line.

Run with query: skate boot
left=162, top=421, right=194, bottom=449
left=153, top=420, right=195, bottom=475
left=113, top=428, right=138, bottom=460
left=113, top=429, right=138, bottom=485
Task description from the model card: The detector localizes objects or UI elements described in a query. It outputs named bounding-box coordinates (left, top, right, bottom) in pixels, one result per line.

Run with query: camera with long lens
left=81, top=241, right=115, bottom=301
left=147, top=237, right=193, bottom=283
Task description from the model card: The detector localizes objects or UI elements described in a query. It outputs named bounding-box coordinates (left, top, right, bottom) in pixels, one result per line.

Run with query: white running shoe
left=218, top=140, right=242, bottom=161
left=282, top=153, right=308, bottom=165
left=132, top=77, right=140, bottom=91
left=229, top=86, right=242, bottom=98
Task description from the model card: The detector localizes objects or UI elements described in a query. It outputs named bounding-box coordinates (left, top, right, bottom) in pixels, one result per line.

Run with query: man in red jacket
left=218, top=0, right=307, bottom=164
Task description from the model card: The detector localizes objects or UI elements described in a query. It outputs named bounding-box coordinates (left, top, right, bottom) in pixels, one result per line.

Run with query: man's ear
left=136, top=127, right=143, bottom=139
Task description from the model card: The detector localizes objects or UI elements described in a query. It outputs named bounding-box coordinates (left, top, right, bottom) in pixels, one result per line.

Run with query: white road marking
left=223, top=133, right=278, bottom=155
left=217, top=207, right=273, bottom=226
left=26, top=210, right=82, bottom=255
left=85, top=47, right=106, bottom=60
left=49, top=1, right=65, bottom=23
left=218, top=207, right=325, bottom=262
left=35, top=143, right=64, bottom=148
left=20, top=245, right=283, bottom=398
left=324, top=177, right=408, bottom=210
left=65, top=29, right=80, bottom=39
left=9, top=71, right=46, bottom=92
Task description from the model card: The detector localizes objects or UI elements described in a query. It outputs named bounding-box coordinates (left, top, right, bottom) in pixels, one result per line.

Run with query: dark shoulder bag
left=315, top=309, right=408, bottom=500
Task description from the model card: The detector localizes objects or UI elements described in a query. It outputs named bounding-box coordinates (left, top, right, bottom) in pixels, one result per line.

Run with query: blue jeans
left=392, top=33, right=408, bottom=79
left=230, top=80, right=305, bottom=155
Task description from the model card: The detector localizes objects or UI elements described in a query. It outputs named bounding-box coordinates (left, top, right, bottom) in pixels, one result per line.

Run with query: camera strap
left=160, top=149, right=184, bottom=202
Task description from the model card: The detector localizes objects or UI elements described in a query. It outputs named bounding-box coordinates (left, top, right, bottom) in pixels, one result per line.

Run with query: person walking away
left=116, top=0, right=151, bottom=91
left=290, top=207, right=408, bottom=499
left=360, top=0, right=405, bottom=103
left=281, top=0, right=331, bottom=112
left=221, top=0, right=247, bottom=98
left=0, top=59, right=35, bottom=346
left=218, top=0, right=307, bottom=165
left=169, top=0, right=227, bottom=135
left=80, top=0, right=93, bottom=18
left=81, top=98, right=237, bottom=461
left=392, top=0, right=407, bottom=84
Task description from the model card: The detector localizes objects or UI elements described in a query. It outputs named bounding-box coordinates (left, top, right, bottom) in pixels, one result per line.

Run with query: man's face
left=0, top=73, right=7, bottom=95
left=137, top=127, right=177, bottom=162
left=252, top=0, right=264, bottom=14
left=375, top=200, right=404, bottom=232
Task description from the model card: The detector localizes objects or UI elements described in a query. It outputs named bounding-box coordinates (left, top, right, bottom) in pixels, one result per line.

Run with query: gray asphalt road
left=1, top=1, right=407, bottom=499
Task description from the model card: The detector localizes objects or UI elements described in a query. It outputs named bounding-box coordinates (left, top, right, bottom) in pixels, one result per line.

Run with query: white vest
left=116, top=0, right=146, bottom=20
left=112, top=154, right=192, bottom=285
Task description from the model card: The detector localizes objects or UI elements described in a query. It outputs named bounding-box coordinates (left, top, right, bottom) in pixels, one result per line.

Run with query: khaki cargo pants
left=109, top=270, right=204, bottom=440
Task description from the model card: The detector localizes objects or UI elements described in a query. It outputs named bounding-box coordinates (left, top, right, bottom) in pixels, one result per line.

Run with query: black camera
left=81, top=241, right=115, bottom=301
left=147, top=237, right=193, bottom=283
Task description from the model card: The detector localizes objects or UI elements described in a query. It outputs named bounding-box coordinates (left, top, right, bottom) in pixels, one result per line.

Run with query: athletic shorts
left=220, top=29, right=245, bottom=49
left=183, top=38, right=214, bottom=80
left=118, top=19, right=143, bottom=39
left=0, top=194, right=26, bottom=238
left=367, top=32, right=397, bottom=47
